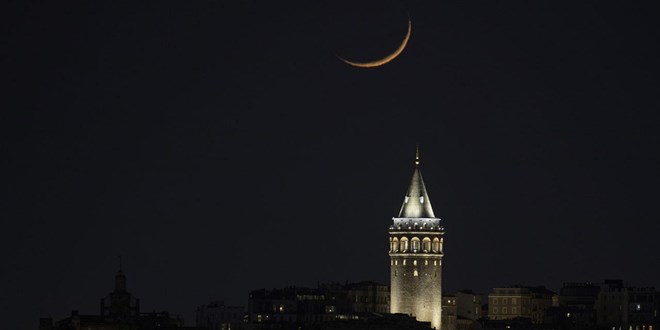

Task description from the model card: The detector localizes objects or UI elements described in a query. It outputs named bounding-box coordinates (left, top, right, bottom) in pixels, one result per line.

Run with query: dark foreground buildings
left=39, top=269, right=199, bottom=330
left=243, top=281, right=430, bottom=330
left=476, top=280, right=659, bottom=330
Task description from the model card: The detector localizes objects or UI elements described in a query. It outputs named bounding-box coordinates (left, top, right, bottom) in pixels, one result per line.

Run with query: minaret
left=389, top=147, right=444, bottom=329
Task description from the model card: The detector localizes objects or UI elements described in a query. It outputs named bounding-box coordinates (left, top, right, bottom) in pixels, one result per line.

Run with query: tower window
left=411, top=237, right=420, bottom=252
left=400, top=237, right=409, bottom=252
left=420, top=196, right=424, bottom=204
left=422, top=237, right=431, bottom=252
left=414, top=270, right=418, bottom=277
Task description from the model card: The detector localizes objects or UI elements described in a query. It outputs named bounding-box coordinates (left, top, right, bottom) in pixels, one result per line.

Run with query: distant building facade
left=245, top=282, right=429, bottom=329
left=454, top=291, right=483, bottom=321
left=318, top=281, right=389, bottom=314
left=389, top=150, right=445, bottom=329
left=595, top=280, right=630, bottom=328
left=595, top=280, right=659, bottom=330
left=247, top=282, right=389, bottom=325
left=487, top=286, right=556, bottom=323
left=441, top=295, right=457, bottom=330
left=248, top=286, right=329, bottom=325
left=454, top=290, right=483, bottom=330
left=196, top=301, right=244, bottom=330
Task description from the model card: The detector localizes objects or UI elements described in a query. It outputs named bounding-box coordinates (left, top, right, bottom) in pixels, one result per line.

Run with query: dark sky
left=2, top=1, right=660, bottom=329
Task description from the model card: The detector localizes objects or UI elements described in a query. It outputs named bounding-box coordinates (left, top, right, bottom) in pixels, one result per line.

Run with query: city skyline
left=3, top=1, right=660, bottom=329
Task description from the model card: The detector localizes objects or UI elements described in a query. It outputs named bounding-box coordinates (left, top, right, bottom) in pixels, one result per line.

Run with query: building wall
left=455, top=291, right=482, bottom=321
left=390, top=224, right=444, bottom=329
left=441, top=296, right=457, bottom=330
left=488, top=287, right=554, bottom=323
left=488, top=288, right=529, bottom=320
left=196, top=301, right=244, bottom=330
left=595, top=281, right=629, bottom=328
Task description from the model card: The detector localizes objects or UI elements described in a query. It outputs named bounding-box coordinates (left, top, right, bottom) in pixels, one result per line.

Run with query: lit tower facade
left=389, top=149, right=444, bottom=329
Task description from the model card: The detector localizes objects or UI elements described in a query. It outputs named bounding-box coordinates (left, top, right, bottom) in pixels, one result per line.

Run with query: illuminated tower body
left=389, top=150, right=444, bottom=329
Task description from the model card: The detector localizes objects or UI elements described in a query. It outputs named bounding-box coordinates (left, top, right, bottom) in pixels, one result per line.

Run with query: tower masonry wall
left=389, top=225, right=444, bottom=330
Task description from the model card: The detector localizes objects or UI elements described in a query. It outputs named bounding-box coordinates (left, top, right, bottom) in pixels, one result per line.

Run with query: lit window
left=422, top=238, right=431, bottom=252
left=414, top=270, right=418, bottom=277
left=403, top=259, right=406, bottom=265
left=413, top=260, right=417, bottom=266
left=425, top=260, right=428, bottom=265
left=411, top=238, right=420, bottom=252
left=401, top=237, right=409, bottom=252
left=405, top=196, right=409, bottom=203
left=420, top=196, right=424, bottom=204
left=432, top=238, right=440, bottom=252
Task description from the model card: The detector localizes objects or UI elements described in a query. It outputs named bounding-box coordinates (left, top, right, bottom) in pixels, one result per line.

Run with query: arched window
left=411, top=237, right=420, bottom=253
left=392, top=238, right=399, bottom=252
left=413, top=270, right=419, bottom=277
left=432, top=238, right=440, bottom=253
left=400, top=237, right=409, bottom=252
left=422, top=237, right=431, bottom=252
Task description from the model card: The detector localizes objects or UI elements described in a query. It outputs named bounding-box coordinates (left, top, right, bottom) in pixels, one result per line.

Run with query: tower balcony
left=389, top=217, right=444, bottom=232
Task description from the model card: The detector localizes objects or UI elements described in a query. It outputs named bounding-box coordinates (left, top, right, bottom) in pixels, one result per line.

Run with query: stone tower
left=389, top=148, right=444, bottom=329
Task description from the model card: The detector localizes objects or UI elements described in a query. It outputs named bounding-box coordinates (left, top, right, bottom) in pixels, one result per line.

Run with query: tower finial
left=415, top=145, right=420, bottom=166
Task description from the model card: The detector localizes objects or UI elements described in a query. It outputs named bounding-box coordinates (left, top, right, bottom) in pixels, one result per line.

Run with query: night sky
left=2, top=1, right=660, bottom=329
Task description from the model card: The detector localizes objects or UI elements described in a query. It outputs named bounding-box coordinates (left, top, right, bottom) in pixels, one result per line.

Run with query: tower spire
left=398, top=146, right=435, bottom=218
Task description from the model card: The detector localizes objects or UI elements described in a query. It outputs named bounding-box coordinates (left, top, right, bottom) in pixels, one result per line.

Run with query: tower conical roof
left=397, top=149, right=435, bottom=218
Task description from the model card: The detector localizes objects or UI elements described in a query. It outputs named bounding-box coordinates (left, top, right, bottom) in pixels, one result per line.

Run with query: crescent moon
left=338, top=16, right=412, bottom=68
